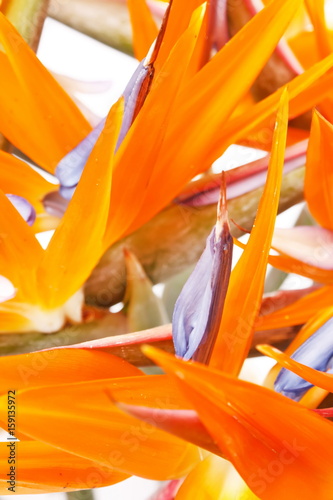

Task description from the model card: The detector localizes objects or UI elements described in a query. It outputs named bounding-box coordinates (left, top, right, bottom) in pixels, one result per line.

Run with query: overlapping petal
left=38, top=99, right=123, bottom=309
left=209, top=90, right=287, bottom=375
left=0, top=13, right=91, bottom=172
left=0, top=375, right=200, bottom=480
left=0, top=441, right=129, bottom=494
left=144, top=346, right=333, bottom=500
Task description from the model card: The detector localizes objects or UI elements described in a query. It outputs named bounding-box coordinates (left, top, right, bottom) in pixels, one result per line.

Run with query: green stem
left=0, top=310, right=127, bottom=356
left=49, top=0, right=134, bottom=55
left=0, top=321, right=301, bottom=362
left=4, top=0, right=50, bottom=50
left=85, top=167, right=305, bottom=307
left=66, top=491, right=95, bottom=500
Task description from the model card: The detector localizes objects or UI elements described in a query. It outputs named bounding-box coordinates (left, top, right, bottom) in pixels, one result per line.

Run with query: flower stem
left=85, top=167, right=305, bottom=307
left=3, top=0, right=49, bottom=50
left=66, top=491, right=95, bottom=500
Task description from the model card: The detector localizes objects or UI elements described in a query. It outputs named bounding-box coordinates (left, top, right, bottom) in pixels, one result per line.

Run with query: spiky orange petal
left=144, top=346, right=333, bottom=500
left=305, top=110, right=333, bottom=230
left=209, top=90, right=288, bottom=375
left=0, top=441, right=128, bottom=494
left=38, top=99, right=123, bottom=309
left=0, top=14, right=91, bottom=172
left=128, top=0, right=159, bottom=60
left=0, top=376, right=200, bottom=480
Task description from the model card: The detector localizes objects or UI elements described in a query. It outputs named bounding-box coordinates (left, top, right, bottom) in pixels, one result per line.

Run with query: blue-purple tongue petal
left=172, top=181, right=233, bottom=363
left=55, top=117, right=106, bottom=191
left=117, top=59, right=151, bottom=147
left=173, top=228, right=216, bottom=360
left=6, top=194, right=36, bottom=226
left=54, top=59, right=151, bottom=199
left=275, top=316, right=333, bottom=400
left=0, top=275, right=16, bottom=303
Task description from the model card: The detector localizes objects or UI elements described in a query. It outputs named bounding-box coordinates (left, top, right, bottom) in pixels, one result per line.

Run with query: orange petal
left=258, top=285, right=333, bottom=330
left=220, top=53, right=333, bottom=155
left=0, top=348, right=141, bottom=394
left=128, top=0, right=159, bottom=60
left=288, top=31, right=320, bottom=70
left=0, top=151, right=55, bottom=214
left=176, top=455, right=259, bottom=500
left=0, top=189, right=42, bottom=302
left=0, top=440, right=128, bottom=494
left=104, top=6, right=204, bottom=245
left=282, top=305, right=333, bottom=355
left=129, top=0, right=307, bottom=232
left=145, top=346, right=333, bottom=500
left=154, top=0, right=203, bottom=71
left=305, top=0, right=332, bottom=58
left=258, top=344, right=333, bottom=393
left=38, top=99, right=123, bottom=309
left=0, top=13, right=91, bottom=172
left=209, top=90, right=288, bottom=376
left=305, top=110, right=333, bottom=230
left=269, top=253, right=333, bottom=284
left=0, top=310, right=33, bottom=333
left=264, top=306, right=333, bottom=389
left=0, top=377, right=200, bottom=480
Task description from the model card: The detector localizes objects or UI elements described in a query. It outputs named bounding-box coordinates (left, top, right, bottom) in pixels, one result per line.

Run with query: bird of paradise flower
left=2, top=0, right=333, bottom=498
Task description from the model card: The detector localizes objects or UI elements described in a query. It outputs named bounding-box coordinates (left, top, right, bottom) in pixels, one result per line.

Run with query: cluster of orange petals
left=2, top=0, right=333, bottom=498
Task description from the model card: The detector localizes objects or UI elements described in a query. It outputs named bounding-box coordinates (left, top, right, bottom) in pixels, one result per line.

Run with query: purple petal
left=275, top=317, right=333, bottom=400
left=54, top=60, right=151, bottom=199
left=0, top=275, right=16, bottom=303
left=172, top=228, right=215, bottom=359
left=55, top=117, right=106, bottom=192
left=272, top=226, right=333, bottom=270
left=6, top=194, right=36, bottom=226
left=172, top=216, right=233, bottom=362
left=59, top=185, right=77, bottom=201
left=43, top=191, right=69, bottom=218
left=117, top=59, right=150, bottom=147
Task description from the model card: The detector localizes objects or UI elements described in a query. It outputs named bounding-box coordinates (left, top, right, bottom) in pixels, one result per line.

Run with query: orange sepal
left=144, top=346, right=333, bottom=500
left=0, top=14, right=91, bottom=172
left=129, top=0, right=308, bottom=231
left=258, top=344, right=333, bottom=394
left=0, top=151, right=55, bottom=214
left=38, top=98, right=123, bottom=309
left=219, top=53, right=333, bottom=155
left=0, top=376, right=200, bottom=480
left=0, top=347, right=141, bottom=394
left=263, top=306, right=333, bottom=389
left=305, top=0, right=332, bottom=58
left=269, top=253, right=333, bottom=285
left=154, top=0, right=203, bottom=72
left=0, top=189, right=42, bottom=302
left=128, top=0, right=159, bottom=60
left=0, top=440, right=128, bottom=494
left=176, top=455, right=259, bottom=500
left=305, top=110, right=333, bottom=230
left=258, top=285, right=333, bottom=330
left=104, top=6, right=204, bottom=245
left=209, top=90, right=288, bottom=376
